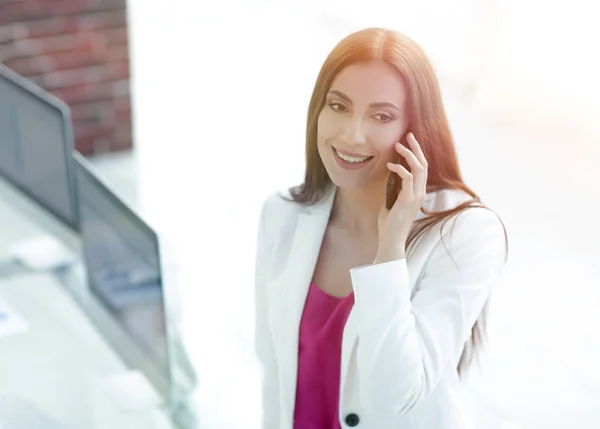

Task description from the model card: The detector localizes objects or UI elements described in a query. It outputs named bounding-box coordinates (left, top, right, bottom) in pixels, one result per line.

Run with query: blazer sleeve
left=349, top=207, right=507, bottom=417
left=254, top=198, right=280, bottom=429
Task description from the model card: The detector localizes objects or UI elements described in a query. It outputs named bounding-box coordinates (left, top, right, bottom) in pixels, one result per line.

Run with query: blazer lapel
left=277, top=186, right=336, bottom=417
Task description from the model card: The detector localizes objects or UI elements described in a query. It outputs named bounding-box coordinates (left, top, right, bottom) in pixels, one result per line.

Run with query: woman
left=254, top=27, right=508, bottom=429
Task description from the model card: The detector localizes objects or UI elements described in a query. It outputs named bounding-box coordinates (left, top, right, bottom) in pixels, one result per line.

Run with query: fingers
left=386, top=162, right=413, bottom=201
left=407, top=132, right=428, bottom=170
left=394, top=133, right=427, bottom=197
left=407, top=133, right=428, bottom=197
left=395, top=142, right=421, bottom=176
left=386, top=161, right=412, bottom=180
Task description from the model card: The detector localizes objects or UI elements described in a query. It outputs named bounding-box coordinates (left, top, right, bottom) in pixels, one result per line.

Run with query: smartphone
left=386, top=134, right=410, bottom=210
left=386, top=168, right=400, bottom=210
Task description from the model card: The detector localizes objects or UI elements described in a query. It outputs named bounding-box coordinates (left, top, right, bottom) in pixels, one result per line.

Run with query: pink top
left=293, top=283, right=355, bottom=429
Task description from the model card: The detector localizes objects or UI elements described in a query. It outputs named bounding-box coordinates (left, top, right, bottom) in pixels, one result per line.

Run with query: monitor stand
left=170, top=398, right=201, bottom=429
left=168, top=333, right=200, bottom=428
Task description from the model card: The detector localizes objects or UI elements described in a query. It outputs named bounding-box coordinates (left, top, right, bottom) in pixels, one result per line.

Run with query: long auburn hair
left=287, top=27, right=508, bottom=377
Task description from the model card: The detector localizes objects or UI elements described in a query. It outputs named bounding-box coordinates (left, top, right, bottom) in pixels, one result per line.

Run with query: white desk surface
left=0, top=272, right=175, bottom=429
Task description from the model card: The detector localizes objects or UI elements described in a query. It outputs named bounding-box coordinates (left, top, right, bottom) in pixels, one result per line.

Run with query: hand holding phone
left=377, top=132, right=428, bottom=263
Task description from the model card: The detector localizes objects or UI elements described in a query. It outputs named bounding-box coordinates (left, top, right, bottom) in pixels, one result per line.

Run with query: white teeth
left=335, top=149, right=371, bottom=163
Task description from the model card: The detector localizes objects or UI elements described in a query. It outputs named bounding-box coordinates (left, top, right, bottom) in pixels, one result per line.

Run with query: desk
left=0, top=272, right=175, bottom=429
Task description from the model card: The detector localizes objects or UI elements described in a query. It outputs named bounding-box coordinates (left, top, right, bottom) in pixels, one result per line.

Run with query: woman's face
left=317, top=60, right=409, bottom=191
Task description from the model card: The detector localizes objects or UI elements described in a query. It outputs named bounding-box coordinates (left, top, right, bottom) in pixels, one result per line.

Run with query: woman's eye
left=329, top=102, right=347, bottom=112
left=374, top=113, right=393, bottom=122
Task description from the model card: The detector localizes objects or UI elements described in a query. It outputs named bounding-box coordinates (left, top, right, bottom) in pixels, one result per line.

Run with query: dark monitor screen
left=0, top=66, right=77, bottom=230
left=73, top=155, right=170, bottom=382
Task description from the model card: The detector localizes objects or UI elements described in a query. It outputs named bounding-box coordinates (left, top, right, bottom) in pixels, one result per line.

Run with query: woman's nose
left=343, top=117, right=367, bottom=146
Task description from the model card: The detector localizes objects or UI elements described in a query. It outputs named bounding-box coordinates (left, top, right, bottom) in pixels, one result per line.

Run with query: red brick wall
left=0, top=0, right=133, bottom=155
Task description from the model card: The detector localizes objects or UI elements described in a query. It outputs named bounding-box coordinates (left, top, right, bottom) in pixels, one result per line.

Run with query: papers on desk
left=0, top=298, right=28, bottom=338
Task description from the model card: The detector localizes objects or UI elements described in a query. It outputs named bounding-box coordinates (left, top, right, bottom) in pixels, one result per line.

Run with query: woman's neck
left=329, top=180, right=385, bottom=237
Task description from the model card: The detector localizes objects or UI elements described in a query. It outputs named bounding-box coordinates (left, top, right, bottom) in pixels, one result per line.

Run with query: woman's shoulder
left=426, top=188, right=506, bottom=246
left=257, top=186, right=306, bottom=242
left=428, top=189, right=498, bottom=218
left=426, top=188, right=473, bottom=211
left=260, top=186, right=303, bottom=218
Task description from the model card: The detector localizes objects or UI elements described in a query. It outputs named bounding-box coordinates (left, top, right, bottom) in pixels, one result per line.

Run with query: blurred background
left=0, top=0, right=599, bottom=428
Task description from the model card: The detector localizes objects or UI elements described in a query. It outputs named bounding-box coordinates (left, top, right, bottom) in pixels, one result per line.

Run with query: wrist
left=374, top=242, right=406, bottom=264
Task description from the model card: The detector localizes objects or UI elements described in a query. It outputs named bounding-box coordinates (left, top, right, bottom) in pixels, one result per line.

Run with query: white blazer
left=254, top=185, right=506, bottom=429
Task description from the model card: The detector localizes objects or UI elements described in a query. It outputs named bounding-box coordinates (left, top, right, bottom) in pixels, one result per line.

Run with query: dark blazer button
left=345, top=413, right=360, bottom=427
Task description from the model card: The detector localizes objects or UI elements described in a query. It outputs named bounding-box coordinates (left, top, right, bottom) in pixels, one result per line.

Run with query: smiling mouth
left=333, top=148, right=374, bottom=164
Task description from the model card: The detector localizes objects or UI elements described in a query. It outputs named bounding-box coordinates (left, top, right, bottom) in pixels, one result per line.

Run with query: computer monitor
left=72, top=152, right=175, bottom=406
left=0, top=64, right=79, bottom=251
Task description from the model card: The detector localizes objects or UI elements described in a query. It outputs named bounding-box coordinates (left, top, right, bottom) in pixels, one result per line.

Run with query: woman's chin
left=328, top=171, right=384, bottom=192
